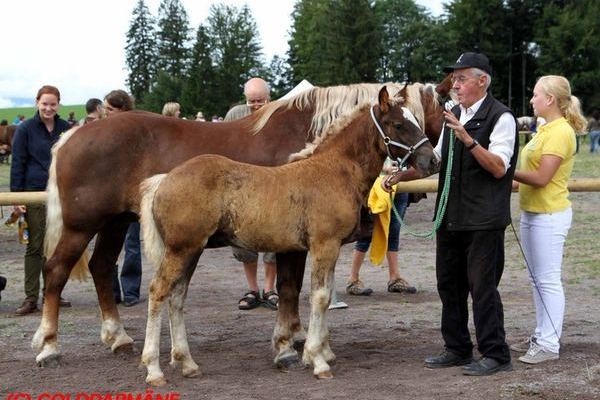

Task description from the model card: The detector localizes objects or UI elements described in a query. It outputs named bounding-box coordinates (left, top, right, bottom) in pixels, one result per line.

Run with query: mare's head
left=375, top=86, right=438, bottom=177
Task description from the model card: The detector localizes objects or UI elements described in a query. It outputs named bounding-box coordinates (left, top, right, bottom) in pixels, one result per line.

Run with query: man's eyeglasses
left=246, top=99, right=268, bottom=107
left=451, top=74, right=478, bottom=85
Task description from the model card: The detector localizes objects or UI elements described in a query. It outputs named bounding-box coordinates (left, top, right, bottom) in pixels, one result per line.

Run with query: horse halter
left=369, top=105, right=430, bottom=169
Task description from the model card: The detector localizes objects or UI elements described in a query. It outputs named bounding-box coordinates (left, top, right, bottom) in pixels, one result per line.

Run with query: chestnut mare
left=139, top=87, right=437, bottom=385
left=33, top=78, right=452, bottom=367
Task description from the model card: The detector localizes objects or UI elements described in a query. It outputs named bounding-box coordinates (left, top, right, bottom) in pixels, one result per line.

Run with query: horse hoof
left=292, top=339, right=305, bottom=352
left=276, top=355, right=304, bottom=371
left=37, top=353, right=62, bottom=368
left=316, top=370, right=333, bottom=379
left=146, top=376, right=167, bottom=387
left=182, top=368, right=201, bottom=378
left=113, top=342, right=135, bottom=355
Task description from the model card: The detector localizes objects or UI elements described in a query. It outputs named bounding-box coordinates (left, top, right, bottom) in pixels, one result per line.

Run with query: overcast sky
left=0, top=0, right=445, bottom=107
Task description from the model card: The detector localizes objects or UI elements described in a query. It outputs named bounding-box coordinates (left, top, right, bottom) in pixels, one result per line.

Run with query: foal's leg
left=168, top=253, right=200, bottom=378
left=273, top=251, right=307, bottom=370
left=142, top=250, right=199, bottom=386
left=91, top=224, right=134, bottom=352
left=302, top=241, right=340, bottom=379
left=32, top=228, right=94, bottom=366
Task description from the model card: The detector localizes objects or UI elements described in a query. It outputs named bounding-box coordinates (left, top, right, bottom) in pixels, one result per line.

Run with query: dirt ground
left=0, top=193, right=599, bottom=400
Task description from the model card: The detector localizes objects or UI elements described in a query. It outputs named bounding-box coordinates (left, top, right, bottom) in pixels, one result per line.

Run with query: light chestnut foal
left=139, top=87, right=437, bottom=385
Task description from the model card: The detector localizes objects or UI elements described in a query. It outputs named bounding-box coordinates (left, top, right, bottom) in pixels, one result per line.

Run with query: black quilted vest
left=435, top=95, right=518, bottom=231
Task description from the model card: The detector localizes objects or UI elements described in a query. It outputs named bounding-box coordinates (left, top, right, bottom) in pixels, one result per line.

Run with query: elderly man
left=385, top=52, right=518, bottom=376
left=224, top=77, right=278, bottom=311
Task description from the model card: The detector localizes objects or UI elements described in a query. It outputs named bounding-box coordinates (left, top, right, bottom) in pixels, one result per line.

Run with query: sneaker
left=387, top=277, right=417, bottom=294
left=518, top=342, right=559, bottom=364
left=15, top=299, right=39, bottom=316
left=346, top=280, right=373, bottom=296
left=510, top=335, right=536, bottom=353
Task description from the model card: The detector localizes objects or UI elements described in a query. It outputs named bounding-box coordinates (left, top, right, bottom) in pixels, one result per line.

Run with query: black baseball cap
left=443, top=52, right=492, bottom=75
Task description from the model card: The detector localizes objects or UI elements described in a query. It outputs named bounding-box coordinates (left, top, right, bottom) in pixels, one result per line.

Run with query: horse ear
left=378, top=86, right=390, bottom=113
left=436, top=74, right=453, bottom=98
left=399, top=83, right=408, bottom=103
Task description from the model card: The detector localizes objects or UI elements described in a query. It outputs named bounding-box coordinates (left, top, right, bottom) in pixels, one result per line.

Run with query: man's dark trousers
left=436, top=227, right=511, bottom=363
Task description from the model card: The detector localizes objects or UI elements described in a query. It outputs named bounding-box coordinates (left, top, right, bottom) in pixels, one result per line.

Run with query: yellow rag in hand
left=367, top=176, right=396, bottom=265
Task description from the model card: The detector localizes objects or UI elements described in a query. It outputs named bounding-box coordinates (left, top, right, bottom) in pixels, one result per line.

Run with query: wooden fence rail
left=1, top=178, right=600, bottom=206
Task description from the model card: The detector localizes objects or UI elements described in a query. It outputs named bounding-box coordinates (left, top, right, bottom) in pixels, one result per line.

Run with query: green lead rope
left=390, top=129, right=455, bottom=239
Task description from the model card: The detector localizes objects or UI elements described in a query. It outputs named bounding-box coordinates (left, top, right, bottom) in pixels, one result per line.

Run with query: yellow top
left=519, top=117, right=575, bottom=213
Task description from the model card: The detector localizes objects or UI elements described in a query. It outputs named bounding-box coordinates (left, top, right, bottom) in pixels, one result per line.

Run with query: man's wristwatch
left=466, top=139, right=479, bottom=150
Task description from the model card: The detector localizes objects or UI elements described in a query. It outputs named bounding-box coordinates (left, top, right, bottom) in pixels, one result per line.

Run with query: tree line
left=126, top=0, right=599, bottom=119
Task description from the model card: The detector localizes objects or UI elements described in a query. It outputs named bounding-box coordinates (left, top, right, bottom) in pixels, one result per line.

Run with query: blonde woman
left=162, top=102, right=181, bottom=118
left=512, top=75, right=587, bottom=364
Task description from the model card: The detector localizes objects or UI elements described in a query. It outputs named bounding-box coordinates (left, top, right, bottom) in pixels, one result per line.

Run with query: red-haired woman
left=11, top=85, right=72, bottom=315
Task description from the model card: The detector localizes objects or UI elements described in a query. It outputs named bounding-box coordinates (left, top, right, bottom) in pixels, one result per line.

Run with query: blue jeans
left=590, top=130, right=600, bottom=153
left=112, top=222, right=142, bottom=302
left=355, top=192, right=409, bottom=253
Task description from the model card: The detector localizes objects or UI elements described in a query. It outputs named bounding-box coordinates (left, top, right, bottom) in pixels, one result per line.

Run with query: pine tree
left=443, top=0, right=512, bottom=104
left=265, top=55, right=293, bottom=100
left=288, top=0, right=341, bottom=85
left=288, top=0, right=380, bottom=86
left=206, top=4, right=264, bottom=115
left=181, top=25, right=217, bottom=117
left=156, top=0, right=191, bottom=79
left=125, top=0, right=157, bottom=104
left=534, top=0, right=600, bottom=111
left=375, top=0, right=449, bottom=83
left=142, top=71, right=184, bottom=113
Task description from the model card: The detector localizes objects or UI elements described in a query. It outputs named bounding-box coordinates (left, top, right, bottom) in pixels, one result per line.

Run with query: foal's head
left=375, top=86, right=438, bottom=177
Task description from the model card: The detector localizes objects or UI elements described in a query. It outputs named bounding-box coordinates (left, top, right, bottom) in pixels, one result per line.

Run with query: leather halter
left=370, top=105, right=430, bottom=169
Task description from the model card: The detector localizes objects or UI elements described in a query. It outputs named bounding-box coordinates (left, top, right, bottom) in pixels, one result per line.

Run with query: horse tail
left=140, top=174, right=167, bottom=268
left=44, top=126, right=90, bottom=281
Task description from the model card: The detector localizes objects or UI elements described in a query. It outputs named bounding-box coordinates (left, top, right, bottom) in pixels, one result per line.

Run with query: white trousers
left=520, top=208, right=572, bottom=353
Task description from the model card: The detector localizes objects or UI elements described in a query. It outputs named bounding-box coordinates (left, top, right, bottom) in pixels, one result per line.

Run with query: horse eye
left=393, top=122, right=404, bottom=130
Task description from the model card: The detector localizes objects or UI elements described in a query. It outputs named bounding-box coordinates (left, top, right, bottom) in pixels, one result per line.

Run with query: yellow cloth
left=519, top=117, right=576, bottom=213
left=367, top=176, right=397, bottom=265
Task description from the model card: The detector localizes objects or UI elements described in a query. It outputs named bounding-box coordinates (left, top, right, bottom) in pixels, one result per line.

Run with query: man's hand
left=14, top=205, right=26, bottom=214
left=381, top=168, right=423, bottom=192
left=443, top=110, right=474, bottom=147
left=381, top=174, right=395, bottom=193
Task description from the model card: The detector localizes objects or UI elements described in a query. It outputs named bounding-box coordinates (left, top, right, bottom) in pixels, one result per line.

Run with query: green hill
left=0, top=105, right=85, bottom=124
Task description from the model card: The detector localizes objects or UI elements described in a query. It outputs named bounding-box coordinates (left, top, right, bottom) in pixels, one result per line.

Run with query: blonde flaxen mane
left=251, top=82, right=441, bottom=161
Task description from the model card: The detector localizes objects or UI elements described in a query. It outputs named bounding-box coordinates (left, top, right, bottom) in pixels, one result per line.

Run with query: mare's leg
left=302, top=241, right=340, bottom=379
left=142, top=250, right=198, bottom=386
left=32, top=228, right=94, bottom=366
left=273, top=251, right=307, bottom=370
left=91, top=223, right=134, bottom=352
left=168, top=253, right=201, bottom=378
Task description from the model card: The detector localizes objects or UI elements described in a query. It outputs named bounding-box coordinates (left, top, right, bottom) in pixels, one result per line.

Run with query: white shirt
left=433, top=94, right=516, bottom=172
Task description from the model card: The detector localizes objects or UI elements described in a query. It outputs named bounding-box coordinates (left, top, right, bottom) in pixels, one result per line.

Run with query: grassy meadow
left=0, top=105, right=85, bottom=124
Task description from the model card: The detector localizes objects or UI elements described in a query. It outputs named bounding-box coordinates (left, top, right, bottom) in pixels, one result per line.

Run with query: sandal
left=387, top=277, right=417, bottom=294
left=261, top=290, right=279, bottom=310
left=346, top=279, right=373, bottom=296
left=238, top=290, right=260, bottom=310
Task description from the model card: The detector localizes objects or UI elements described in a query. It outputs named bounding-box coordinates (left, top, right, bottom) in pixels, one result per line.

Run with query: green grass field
left=0, top=105, right=85, bottom=124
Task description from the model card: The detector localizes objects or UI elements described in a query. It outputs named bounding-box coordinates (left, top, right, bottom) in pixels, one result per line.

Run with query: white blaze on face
left=402, top=107, right=421, bottom=129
